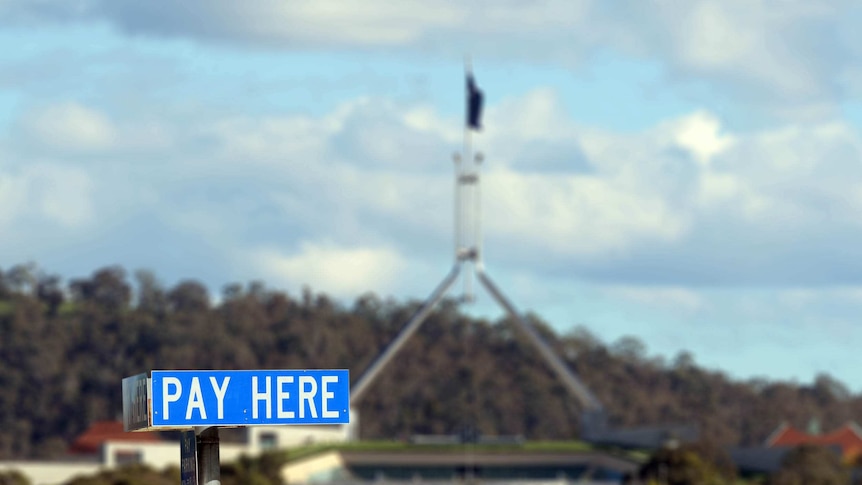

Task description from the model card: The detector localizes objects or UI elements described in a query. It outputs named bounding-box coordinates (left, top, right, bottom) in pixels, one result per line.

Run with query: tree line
left=0, top=263, right=859, bottom=459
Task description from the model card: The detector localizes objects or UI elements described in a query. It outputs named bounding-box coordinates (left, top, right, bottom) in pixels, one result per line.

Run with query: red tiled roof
left=69, top=421, right=162, bottom=454
left=766, top=422, right=862, bottom=456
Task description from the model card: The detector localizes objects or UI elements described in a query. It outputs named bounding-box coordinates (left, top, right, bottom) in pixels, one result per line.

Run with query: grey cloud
left=511, top=140, right=594, bottom=174
left=573, top=223, right=862, bottom=287
left=486, top=216, right=862, bottom=288
left=480, top=110, right=862, bottom=287
left=6, top=75, right=862, bottom=291
left=6, top=0, right=861, bottom=119
left=0, top=0, right=99, bottom=24
left=327, top=99, right=447, bottom=171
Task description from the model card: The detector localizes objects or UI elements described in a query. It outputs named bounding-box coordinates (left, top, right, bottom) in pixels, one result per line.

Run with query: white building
left=0, top=422, right=351, bottom=485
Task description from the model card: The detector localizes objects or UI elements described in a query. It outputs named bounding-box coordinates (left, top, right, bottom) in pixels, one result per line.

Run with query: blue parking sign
left=150, top=369, right=350, bottom=428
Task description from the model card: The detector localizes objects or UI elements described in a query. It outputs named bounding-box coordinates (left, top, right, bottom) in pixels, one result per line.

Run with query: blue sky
left=3, top=1, right=862, bottom=391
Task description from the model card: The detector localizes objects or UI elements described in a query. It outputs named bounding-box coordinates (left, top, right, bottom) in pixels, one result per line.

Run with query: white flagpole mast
left=461, top=56, right=475, bottom=301
left=351, top=61, right=605, bottom=438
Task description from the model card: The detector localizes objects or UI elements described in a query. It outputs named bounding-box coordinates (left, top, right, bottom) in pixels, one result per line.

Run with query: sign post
left=123, top=369, right=349, bottom=484
left=122, top=373, right=150, bottom=431
left=196, top=427, right=219, bottom=485
left=180, top=430, right=197, bottom=485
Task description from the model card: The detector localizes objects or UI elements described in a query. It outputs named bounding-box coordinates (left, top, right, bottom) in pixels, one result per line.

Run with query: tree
left=167, top=280, right=210, bottom=313
left=5, top=263, right=37, bottom=295
left=768, top=444, right=849, bottom=485
left=813, top=373, right=851, bottom=403
left=70, top=267, right=131, bottom=311
left=64, top=464, right=177, bottom=485
left=221, top=452, right=286, bottom=485
left=35, top=273, right=64, bottom=316
left=673, top=351, right=696, bottom=370
left=611, top=335, right=648, bottom=363
left=639, top=443, right=735, bottom=485
left=0, top=470, right=30, bottom=485
left=9, top=262, right=862, bottom=459
left=135, top=269, right=167, bottom=316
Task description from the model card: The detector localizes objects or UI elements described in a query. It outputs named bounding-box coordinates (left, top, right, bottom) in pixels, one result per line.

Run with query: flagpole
left=475, top=143, right=483, bottom=272
left=462, top=56, right=474, bottom=301
left=454, top=148, right=461, bottom=262
left=353, top=62, right=632, bottom=448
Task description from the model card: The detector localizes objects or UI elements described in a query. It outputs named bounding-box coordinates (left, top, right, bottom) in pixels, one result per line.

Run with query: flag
left=467, top=73, right=483, bottom=130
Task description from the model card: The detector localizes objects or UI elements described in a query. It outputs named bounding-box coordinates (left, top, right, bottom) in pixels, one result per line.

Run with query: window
left=259, top=432, right=278, bottom=450
left=114, top=450, right=142, bottom=466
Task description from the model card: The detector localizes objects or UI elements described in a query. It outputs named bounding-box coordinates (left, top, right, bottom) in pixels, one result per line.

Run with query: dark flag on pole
left=467, top=72, right=483, bottom=130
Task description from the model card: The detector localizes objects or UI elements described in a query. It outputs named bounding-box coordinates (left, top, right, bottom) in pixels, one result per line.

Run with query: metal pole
left=196, top=427, right=220, bottom=485
left=454, top=152, right=461, bottom=259
left=462, top=63, right=474, bottom=301
left=474, top=151, right=483, bottom=267
left=350, top=264, right=462, bottom=405
left=476, top=268, right=604, bottom=413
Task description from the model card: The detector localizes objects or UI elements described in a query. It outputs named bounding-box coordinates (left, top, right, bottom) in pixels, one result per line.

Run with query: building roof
left=765, top=422, right=862, bottom=456
left=730, top=446, right=793, bottom=474
left=69, top=421, right=162, bottom=454
left=337, top=450, right=640, bottom=482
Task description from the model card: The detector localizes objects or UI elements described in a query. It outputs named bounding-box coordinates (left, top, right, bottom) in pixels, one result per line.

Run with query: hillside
left=0, top=263, right=858, bottom=459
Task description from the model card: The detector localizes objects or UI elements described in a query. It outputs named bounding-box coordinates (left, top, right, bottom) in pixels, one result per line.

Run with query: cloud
left=5, top=72, right=862, bottom=391
left=602, top=1, right=862, bottom=119
left=6, top=5, right=862, bottom=390
left=0, top=0, right=462, bottom=46
left=0, top=170, right=28, bottom=227
left=0, top=163, right=95, bottom=230
left=110, top=1, right=462, bottom=46
left=483, top=97, right=862, bottom=287
left=251, top=242, right=407, bottom=297
left=485, top=88, right=574, bottom=143
left=672, top=111, right=736, bottom=166
left=3, top=0, right=861, bottom=120
left=483, top=168, right=686, bottom=259
left=15, top=102, right=115, bottom=152
left=328, top=98, right=458, bottom=171
left=4, top=85, right=862, bottom=291
left=598, top=285, right=704, bottom=315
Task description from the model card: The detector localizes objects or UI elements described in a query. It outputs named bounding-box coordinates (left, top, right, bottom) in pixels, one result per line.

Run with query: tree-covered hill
left=0, top=263, right=858, bottom=459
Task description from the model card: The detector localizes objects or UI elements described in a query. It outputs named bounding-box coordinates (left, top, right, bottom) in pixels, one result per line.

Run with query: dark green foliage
left=221, top=451, right=286, bottom=485
left=639, top=441, right=737, bottom=484
left=767, top=444, right=850, bottom=485
left=0, top=263, right=861, bottom=459
left=64, top=464, right=177, bottom=485
left=66, top=455, right=287, bottom=485
left=0, top=470, right=30, bottom=485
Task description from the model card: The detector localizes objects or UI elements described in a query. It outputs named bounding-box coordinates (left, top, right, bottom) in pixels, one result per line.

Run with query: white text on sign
left=150, top=370, right=350, bottom=427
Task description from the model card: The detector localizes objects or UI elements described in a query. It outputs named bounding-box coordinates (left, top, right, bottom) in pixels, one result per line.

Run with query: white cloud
left=5, top=2, right=862, bottom=390
left=615, top=1, right=855, bottom=117
left=35, top=165, right=95, bottom=227
left=201, top=114, right=334, bottom=167
left=270, top=1, right=463, bottom=45
left=672, top=111, right=735, bottom=166
left=4, top=0, right=859, bottom=120
left=485, top=88, right=573, bottom=142
left=251, top=242, right=407, bottom=297
left=0, top=163, right=94, bottom=229
left=600, top=285, right=705, bottom=315
left=4, top=87, right=862, bottom=291
left=0, top=171, right=28, bottom=226
left=483, top=168, right=686, bottom=258
left=675, top=1, right=755, bottom=71
left=16, top=102, right=115, bottom=152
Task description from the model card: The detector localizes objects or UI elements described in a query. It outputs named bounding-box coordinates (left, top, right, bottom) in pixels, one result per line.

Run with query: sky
left=3, top=1, right=862, bottom=391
